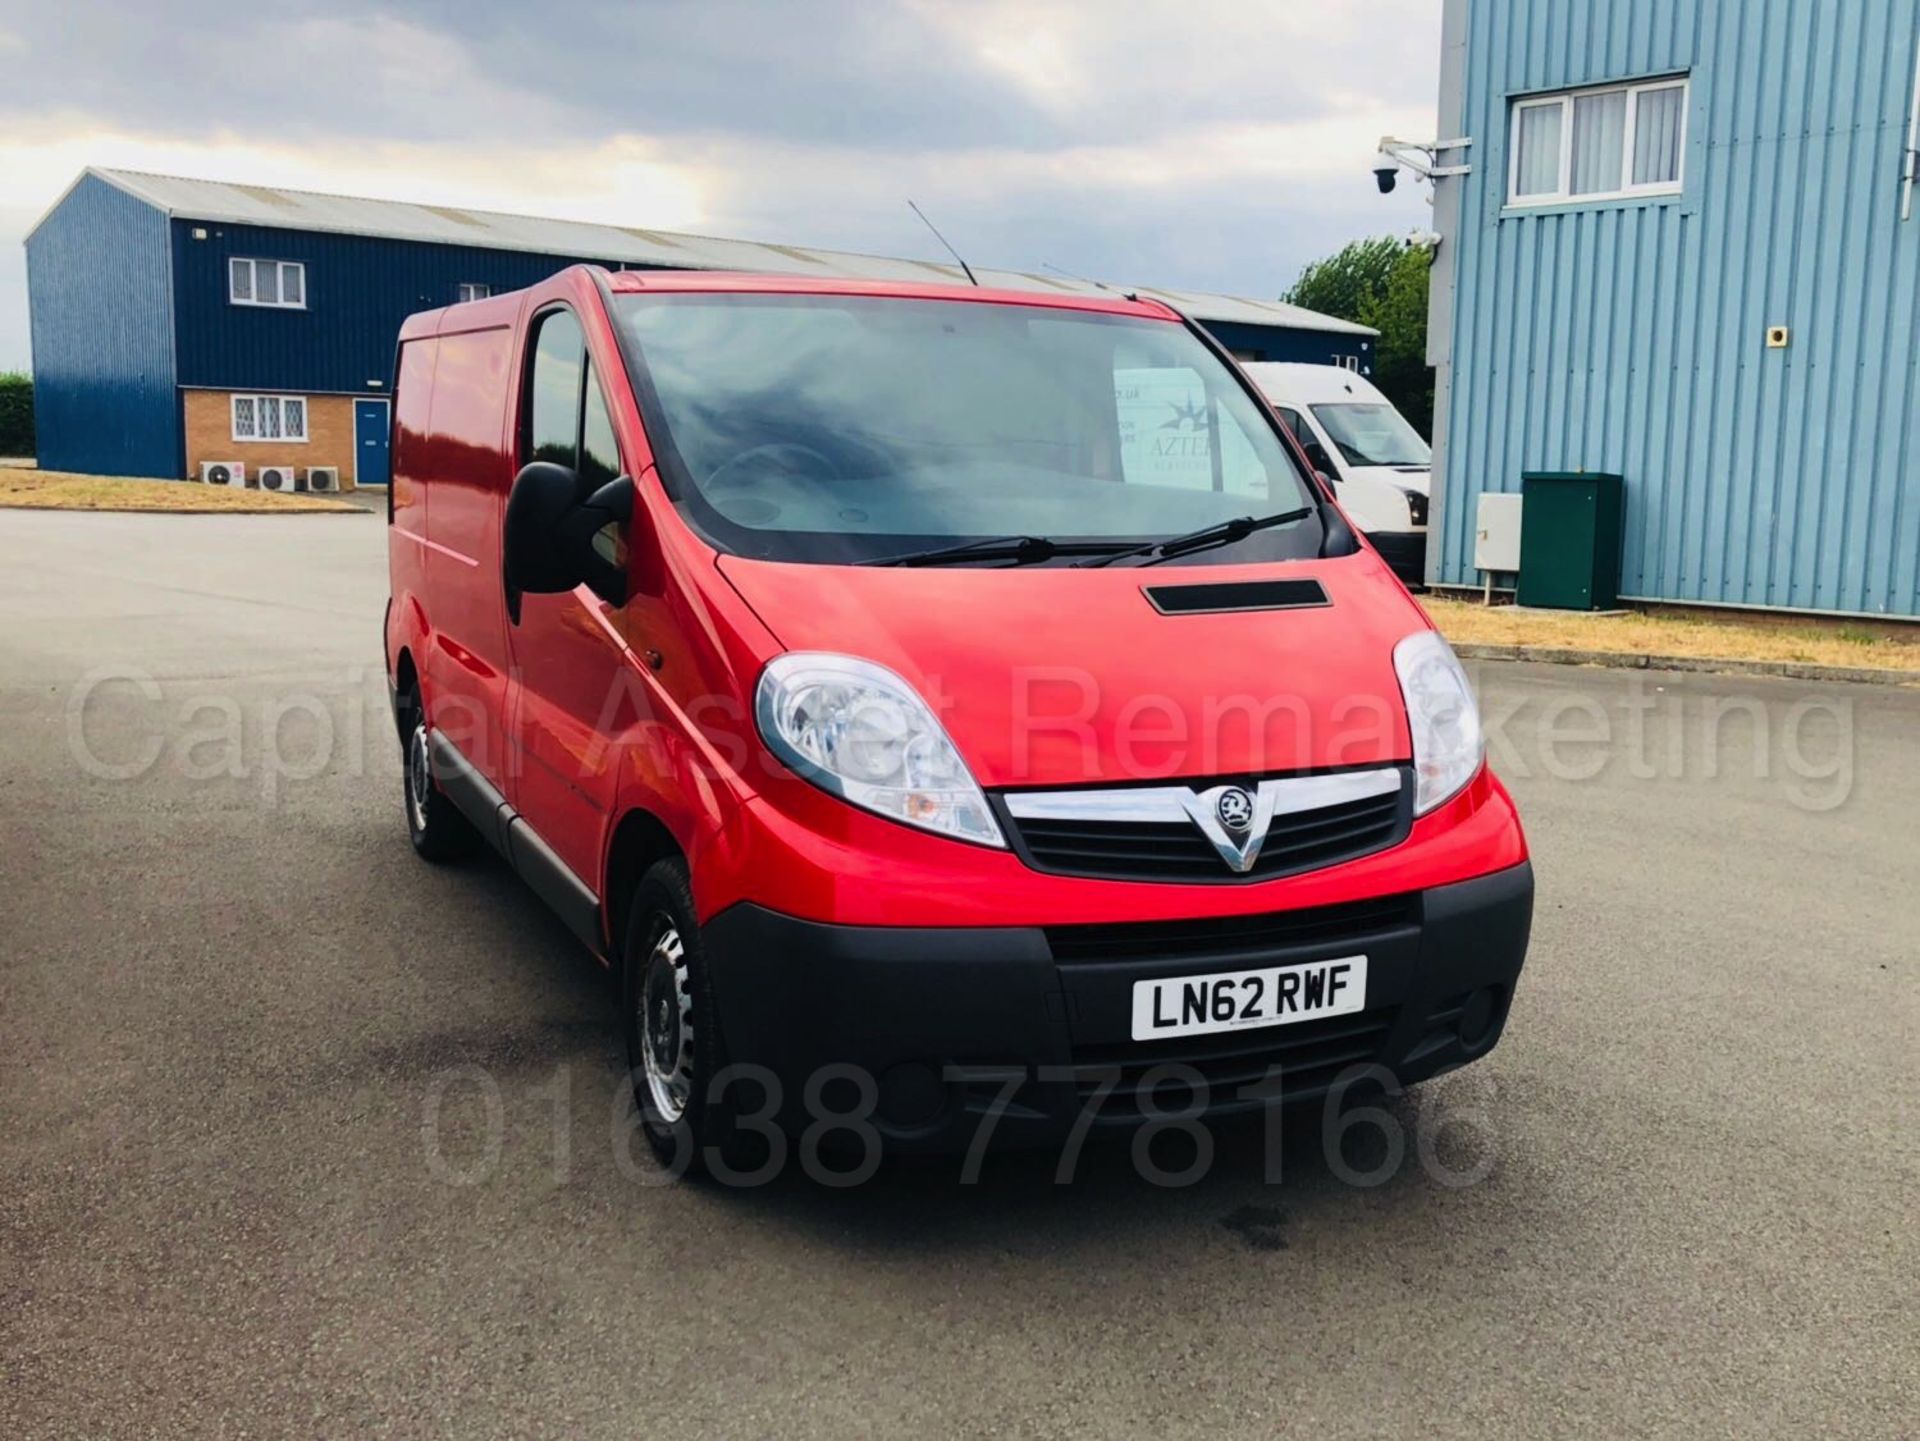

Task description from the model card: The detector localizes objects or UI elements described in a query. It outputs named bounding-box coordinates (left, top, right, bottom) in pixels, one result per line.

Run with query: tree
left=1283, top=238, right=1434, bottom=438
left=0, top=372, right=33, bottom=457
left=1363, top=247, right=1434, bottom=439
left=1285, top=237, right=1402, bottom=327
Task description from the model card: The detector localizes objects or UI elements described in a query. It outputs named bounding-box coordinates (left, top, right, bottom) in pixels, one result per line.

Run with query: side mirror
left=1317, top=497, right=1361, bottom=559
left=557, top=475, right=634, bottom=606
left=504, top=462, right=634, bottom=618
left=1315, top=470, right=1339, bottom=488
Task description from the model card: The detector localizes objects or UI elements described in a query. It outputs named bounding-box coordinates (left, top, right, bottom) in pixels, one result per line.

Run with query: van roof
left=601, top=268, right=1184, bottom=320
left=399, top=266, right=1190, bottom=344
left=1239, top=362, right=1393, bottom=408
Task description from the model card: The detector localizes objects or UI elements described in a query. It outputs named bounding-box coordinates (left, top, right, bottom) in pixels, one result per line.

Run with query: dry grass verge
left=0, top=467, right=353, bottom=514
left=1423, top=596, right=1918, bottom=673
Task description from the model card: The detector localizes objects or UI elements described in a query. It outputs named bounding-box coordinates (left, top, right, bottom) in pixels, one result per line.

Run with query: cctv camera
left=1374, top=163, right=1397, bottom=195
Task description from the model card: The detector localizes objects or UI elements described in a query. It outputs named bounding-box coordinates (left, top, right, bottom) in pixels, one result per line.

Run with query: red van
left=385, top=265, right=1532, bottom=1166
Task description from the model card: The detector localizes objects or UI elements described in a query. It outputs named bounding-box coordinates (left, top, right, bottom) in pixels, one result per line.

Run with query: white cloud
left=908, top=0, right=1441, bottom=135
left=205, top=14, right=578, bottom=144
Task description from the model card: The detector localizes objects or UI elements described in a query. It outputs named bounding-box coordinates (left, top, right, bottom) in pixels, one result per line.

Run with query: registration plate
left=1130, top=956, right=1368, bottom=1041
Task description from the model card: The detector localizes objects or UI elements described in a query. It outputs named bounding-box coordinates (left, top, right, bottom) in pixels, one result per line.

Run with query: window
left=457, top=283, right=492, bottom=303
left=1276, top=406, right=1338, bottom=478
left=524, top=309, right=586, bottom=470
left=231, top=394, right=309, bottom=442
left=1309, top=404, right=1431, bottom=468
left=229, top=258, right=307, bottom=309
left=579, top=362, right=621, bottom=488
left=613, top=293, right=1318, bottom=566
left=523, top=309, right=624, bottom=483
left=1509, top=76, right=1687, bottom=205
left=1333, top=355, right=1362, bottom=373
left=518, top=312, right=627, bottom=581
left=1113, top=362, right=1268, bottom=498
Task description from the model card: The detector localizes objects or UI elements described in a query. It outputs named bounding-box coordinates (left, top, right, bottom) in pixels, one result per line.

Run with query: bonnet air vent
left=1143, top=579, right=1330, bottom=615
left=1144, top=579, right=1328, bottom=617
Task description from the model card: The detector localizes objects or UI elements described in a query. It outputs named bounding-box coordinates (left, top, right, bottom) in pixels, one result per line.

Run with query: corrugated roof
left=73, top=167, right=1376, bottom=338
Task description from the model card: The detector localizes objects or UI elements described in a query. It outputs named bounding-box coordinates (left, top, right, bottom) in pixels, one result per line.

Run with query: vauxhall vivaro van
left=386, top=266, right=1532, bottom=1166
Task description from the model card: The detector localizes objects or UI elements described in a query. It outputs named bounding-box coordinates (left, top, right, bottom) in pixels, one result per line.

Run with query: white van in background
left=1241, top=363, right=1431, bottom=585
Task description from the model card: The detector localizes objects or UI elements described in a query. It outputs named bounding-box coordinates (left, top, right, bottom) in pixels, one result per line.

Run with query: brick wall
left=181, top=390, right=360, bottom=489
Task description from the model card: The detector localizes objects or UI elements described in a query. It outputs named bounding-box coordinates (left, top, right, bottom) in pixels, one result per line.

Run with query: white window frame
left=1507, top=76, right=1688, bottom=208
left=229, top=258, right=308, bottom=309
left=456, top=282, right=492, bottom=303
left=230, top=394, right=310, bottom=443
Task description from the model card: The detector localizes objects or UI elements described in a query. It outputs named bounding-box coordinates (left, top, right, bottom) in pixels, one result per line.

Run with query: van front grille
left=998, top=769, right=1411, bottom=884
left=1044, top=893, right=1418, bottom=965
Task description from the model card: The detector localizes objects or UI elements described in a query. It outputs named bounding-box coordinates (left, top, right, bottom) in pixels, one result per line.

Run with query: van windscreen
left=614, top=294, right=1320, bottom=565
left=1308, top=403, right=1431, bottom=469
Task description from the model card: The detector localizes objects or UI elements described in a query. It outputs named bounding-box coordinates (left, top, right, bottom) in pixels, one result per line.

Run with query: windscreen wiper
left=1071, top=507, right=1315, bottom=568
left=859, top=535, right=1131, bottom=568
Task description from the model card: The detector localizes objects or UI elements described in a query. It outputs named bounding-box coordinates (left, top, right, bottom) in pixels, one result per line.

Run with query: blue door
left=354, top=400, right=390, bottom=487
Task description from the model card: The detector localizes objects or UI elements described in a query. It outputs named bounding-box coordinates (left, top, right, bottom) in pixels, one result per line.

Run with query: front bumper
left=702, top=860, right=1533, bottom=1154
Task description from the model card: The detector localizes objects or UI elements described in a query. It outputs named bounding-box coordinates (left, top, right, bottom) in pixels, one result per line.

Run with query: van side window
left=525, top=309, right=585, bottom=470
left=1277, top=406, right=1336, bottom=478
left=579, top=361, right=621, bottom=489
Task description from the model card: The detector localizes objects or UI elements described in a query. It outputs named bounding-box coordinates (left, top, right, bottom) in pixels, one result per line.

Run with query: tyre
left=622, top=858, right=740, bottom=1174
left=400, top=690, right=480, bottom=862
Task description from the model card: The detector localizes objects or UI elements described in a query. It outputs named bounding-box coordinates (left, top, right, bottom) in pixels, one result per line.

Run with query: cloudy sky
left=0, top=0, right=1442, bottom=372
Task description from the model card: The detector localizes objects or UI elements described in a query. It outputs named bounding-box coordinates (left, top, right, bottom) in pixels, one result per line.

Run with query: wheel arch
left=603, top=808, right=687, bottom=958
left=391, top=646, right=421, bottom=745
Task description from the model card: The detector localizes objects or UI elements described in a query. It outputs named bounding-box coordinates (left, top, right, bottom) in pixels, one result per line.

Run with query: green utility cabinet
left=1518, top=472, right=1624, bottom=610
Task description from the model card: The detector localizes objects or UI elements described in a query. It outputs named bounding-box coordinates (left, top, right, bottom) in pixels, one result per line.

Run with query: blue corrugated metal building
left=23, top=174, right=179, bottom=478
left=1427, top=0, right=1920, bottom=618
left=24, top=167, right=1376, bottom=488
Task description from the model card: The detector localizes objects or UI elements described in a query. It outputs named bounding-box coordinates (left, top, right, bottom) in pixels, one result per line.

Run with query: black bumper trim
left=702, top=862, right=1534, bottom=1152
left=429, top=728, right=603, bottom=953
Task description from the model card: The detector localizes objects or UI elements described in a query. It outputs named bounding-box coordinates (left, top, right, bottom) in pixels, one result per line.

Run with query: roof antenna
left=907, top=200, right=979, bottom=286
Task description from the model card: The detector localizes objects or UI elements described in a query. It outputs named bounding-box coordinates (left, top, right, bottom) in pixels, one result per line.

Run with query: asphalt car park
left=2, top=508, right=1913, bottom=1438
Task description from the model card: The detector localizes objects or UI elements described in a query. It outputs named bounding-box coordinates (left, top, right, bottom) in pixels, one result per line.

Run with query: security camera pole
left=1370, top=128, right=1473, bottom=597
left=1373, top=136, right=1474, bottom=197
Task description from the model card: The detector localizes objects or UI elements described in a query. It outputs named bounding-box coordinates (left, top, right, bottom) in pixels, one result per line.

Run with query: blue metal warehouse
left=1425, top=0, right=1920, bottom=619
left=24, top=168, right=1376, bottom=489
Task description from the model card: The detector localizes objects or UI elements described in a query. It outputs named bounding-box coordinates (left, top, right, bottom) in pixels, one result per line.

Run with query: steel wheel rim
left=406, top=722, right=432, bottom=830
left=639, top=922, right=694, bottom=1124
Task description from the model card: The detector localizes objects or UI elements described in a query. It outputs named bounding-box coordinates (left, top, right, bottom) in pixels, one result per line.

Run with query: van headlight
left=1393, top=630, right=1484, bottom=814
left=755, top=653, right=1005, bottom=847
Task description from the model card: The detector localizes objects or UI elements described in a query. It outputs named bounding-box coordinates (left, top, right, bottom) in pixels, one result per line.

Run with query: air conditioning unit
left=306, top=467, right=340, bottom=492
left=258, top=466, right=302, bottom=493
left=200, top=461, right=245, bottom=487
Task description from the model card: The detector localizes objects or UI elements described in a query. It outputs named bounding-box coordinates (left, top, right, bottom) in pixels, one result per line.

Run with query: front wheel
left=622, top=859, right=737, bottom=1172
left=400, top=694, right=479, bottom=862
